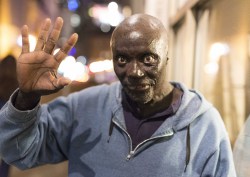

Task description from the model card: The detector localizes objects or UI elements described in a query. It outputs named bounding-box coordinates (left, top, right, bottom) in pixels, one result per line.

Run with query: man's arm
left=0, top=90, right=75, bottom=169
left=0, top=17, right=78, bottom=168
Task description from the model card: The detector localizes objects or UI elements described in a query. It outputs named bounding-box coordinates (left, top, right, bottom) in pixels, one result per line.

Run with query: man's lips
left=126, top=84, right=150, bottom=91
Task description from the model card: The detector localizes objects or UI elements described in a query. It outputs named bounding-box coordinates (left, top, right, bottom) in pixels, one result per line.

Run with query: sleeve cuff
left=5, top=89, right=40, bottom=124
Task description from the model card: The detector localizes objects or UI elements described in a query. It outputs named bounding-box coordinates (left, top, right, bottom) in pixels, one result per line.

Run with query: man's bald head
left=110, top=14, right=168, bottom=49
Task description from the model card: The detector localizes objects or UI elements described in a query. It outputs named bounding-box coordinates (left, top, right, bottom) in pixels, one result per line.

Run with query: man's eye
left=143, top=55, right=157, bottom=64
left=117, top=56, right=127, bottom=65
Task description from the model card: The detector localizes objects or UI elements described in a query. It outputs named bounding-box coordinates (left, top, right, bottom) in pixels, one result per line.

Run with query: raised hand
left=17, top=17, right=78, bottom=96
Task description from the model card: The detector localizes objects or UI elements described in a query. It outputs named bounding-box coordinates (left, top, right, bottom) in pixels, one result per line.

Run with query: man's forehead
left=113, top=28, right=161, bottom=45
left=112, top=32, right=158, bottom=48
left=113, top=22, right=161, bottom=40
left=112, top=37, right=163, bottom=56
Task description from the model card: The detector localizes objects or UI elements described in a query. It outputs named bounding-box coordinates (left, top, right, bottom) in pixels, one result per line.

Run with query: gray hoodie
left=0, top=82, right=236, bottom=177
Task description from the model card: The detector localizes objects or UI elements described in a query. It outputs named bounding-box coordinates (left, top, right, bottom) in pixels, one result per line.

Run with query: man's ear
left=166, top=51, right=169, bottom=65
left=166, top=57, right=169, bottom=65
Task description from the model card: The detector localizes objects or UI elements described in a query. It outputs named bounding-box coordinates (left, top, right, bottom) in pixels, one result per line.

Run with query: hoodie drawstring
left=107, top=119, right=114, bottom=143
left=184, top=124, right=191, bottom=172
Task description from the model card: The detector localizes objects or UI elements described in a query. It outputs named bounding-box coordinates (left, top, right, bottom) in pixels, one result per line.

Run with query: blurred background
left=0, top=0, right=250, bottom=176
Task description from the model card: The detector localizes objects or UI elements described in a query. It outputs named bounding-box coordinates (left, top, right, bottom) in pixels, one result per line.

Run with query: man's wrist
left=13, top=90, right=40, bottom=110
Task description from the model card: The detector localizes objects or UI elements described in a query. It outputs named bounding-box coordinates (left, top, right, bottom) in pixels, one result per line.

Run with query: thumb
left=53, top=77, right=72, bottom=89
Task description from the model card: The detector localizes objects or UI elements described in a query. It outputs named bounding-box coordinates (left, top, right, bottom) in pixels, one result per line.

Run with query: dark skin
left=14, top=14, right=173, bottom=118
left=111, top=14, right=173, bottom=117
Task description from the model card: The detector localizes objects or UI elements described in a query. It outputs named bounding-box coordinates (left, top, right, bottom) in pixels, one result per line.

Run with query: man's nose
left=128, top=61, right=144, bottom=77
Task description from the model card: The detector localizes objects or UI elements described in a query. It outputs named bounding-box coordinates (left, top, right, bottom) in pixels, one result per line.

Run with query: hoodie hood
left=112, top=81, right=213, bottom=134
left=170, top=82, right=213, bottom=131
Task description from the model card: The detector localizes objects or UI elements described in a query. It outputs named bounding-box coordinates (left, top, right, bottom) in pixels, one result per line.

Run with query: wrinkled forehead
left=112, top=30, right=160, bottom=49
left=110, top=30, right=168, bottom=59
left=111, top=26, right=164, bottom=48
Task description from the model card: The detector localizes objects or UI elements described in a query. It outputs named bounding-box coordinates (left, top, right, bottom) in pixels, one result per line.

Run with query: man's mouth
left=126, top=84, right=150, bottom=91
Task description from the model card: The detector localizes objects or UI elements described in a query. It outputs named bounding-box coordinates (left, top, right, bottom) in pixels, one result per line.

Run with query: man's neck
left=125, top=83, right=175, bottom=118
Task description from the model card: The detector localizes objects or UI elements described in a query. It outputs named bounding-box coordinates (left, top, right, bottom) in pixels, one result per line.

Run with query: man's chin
left=125, top=90, right=152, bottom=104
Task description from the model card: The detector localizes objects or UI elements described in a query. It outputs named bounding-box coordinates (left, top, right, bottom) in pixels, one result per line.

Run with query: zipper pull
left=126, top=151, right=135, bottom=160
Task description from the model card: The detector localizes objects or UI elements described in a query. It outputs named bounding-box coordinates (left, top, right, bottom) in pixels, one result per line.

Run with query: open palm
left=17, top=17, right=78, bottom=96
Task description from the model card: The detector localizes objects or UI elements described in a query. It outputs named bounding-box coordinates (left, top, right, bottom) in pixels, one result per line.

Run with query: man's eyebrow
left=113, top=50, right=130, bottom=56
left=113, top=53, right=129, bottom=58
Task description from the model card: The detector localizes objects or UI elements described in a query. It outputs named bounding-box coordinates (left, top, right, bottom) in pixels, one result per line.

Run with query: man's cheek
left=146, top=69, right=158, bottom=78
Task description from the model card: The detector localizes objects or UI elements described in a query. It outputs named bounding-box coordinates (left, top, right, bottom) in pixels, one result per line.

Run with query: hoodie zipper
left=126, top=133, right=174, bottom=160
left=112, top=119, right=174, bottom=160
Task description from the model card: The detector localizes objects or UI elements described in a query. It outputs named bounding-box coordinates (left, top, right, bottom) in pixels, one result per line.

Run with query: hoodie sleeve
left=0, top=89, right=75, bottom=169
left=201, top=137, right=237, bottom=177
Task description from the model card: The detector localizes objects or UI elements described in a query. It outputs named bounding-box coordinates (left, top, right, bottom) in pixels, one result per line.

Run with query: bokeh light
left=0, top=24, right=18, bottom=59
left=204, top=42, right=230, bottom=75
left=204, top=62, right=219, bottom=75
left=209, top=42, right=229, bottom=62
left=68, top=0, right=79, bottom=11
left=57, top=56, right=89, bottom=82
left=89, top=59, right=113, bottom=73
left=88, top=2, right=125, bottom=29
left=70, top=14, right=81, bottom=27
left=76, top=56, right=87, bottom=65
left=68, top=47, right=77, bottom=56
left=100, top=23, right=111, bottom=33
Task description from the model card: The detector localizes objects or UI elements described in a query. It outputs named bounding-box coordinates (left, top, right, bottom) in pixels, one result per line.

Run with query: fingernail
left=57, top=17, right=63, bottom=22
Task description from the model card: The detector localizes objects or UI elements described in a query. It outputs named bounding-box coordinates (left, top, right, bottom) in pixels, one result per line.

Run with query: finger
left=52, top=77, right=72, bottom=89
left=54, top=33, right=78, bottom=63
left=35, top=18, right=51, bottom=51
left=43, top=17, right=63, bottom=54
left=21, top=25, right=30, bottom=53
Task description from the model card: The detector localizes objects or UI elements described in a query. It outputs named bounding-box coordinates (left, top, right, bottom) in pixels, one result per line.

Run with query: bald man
left=0, top=14, right=236, bottom=177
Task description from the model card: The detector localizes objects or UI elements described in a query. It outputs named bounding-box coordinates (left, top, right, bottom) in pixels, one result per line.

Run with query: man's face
left=112, top=29, right=168, bottom=104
